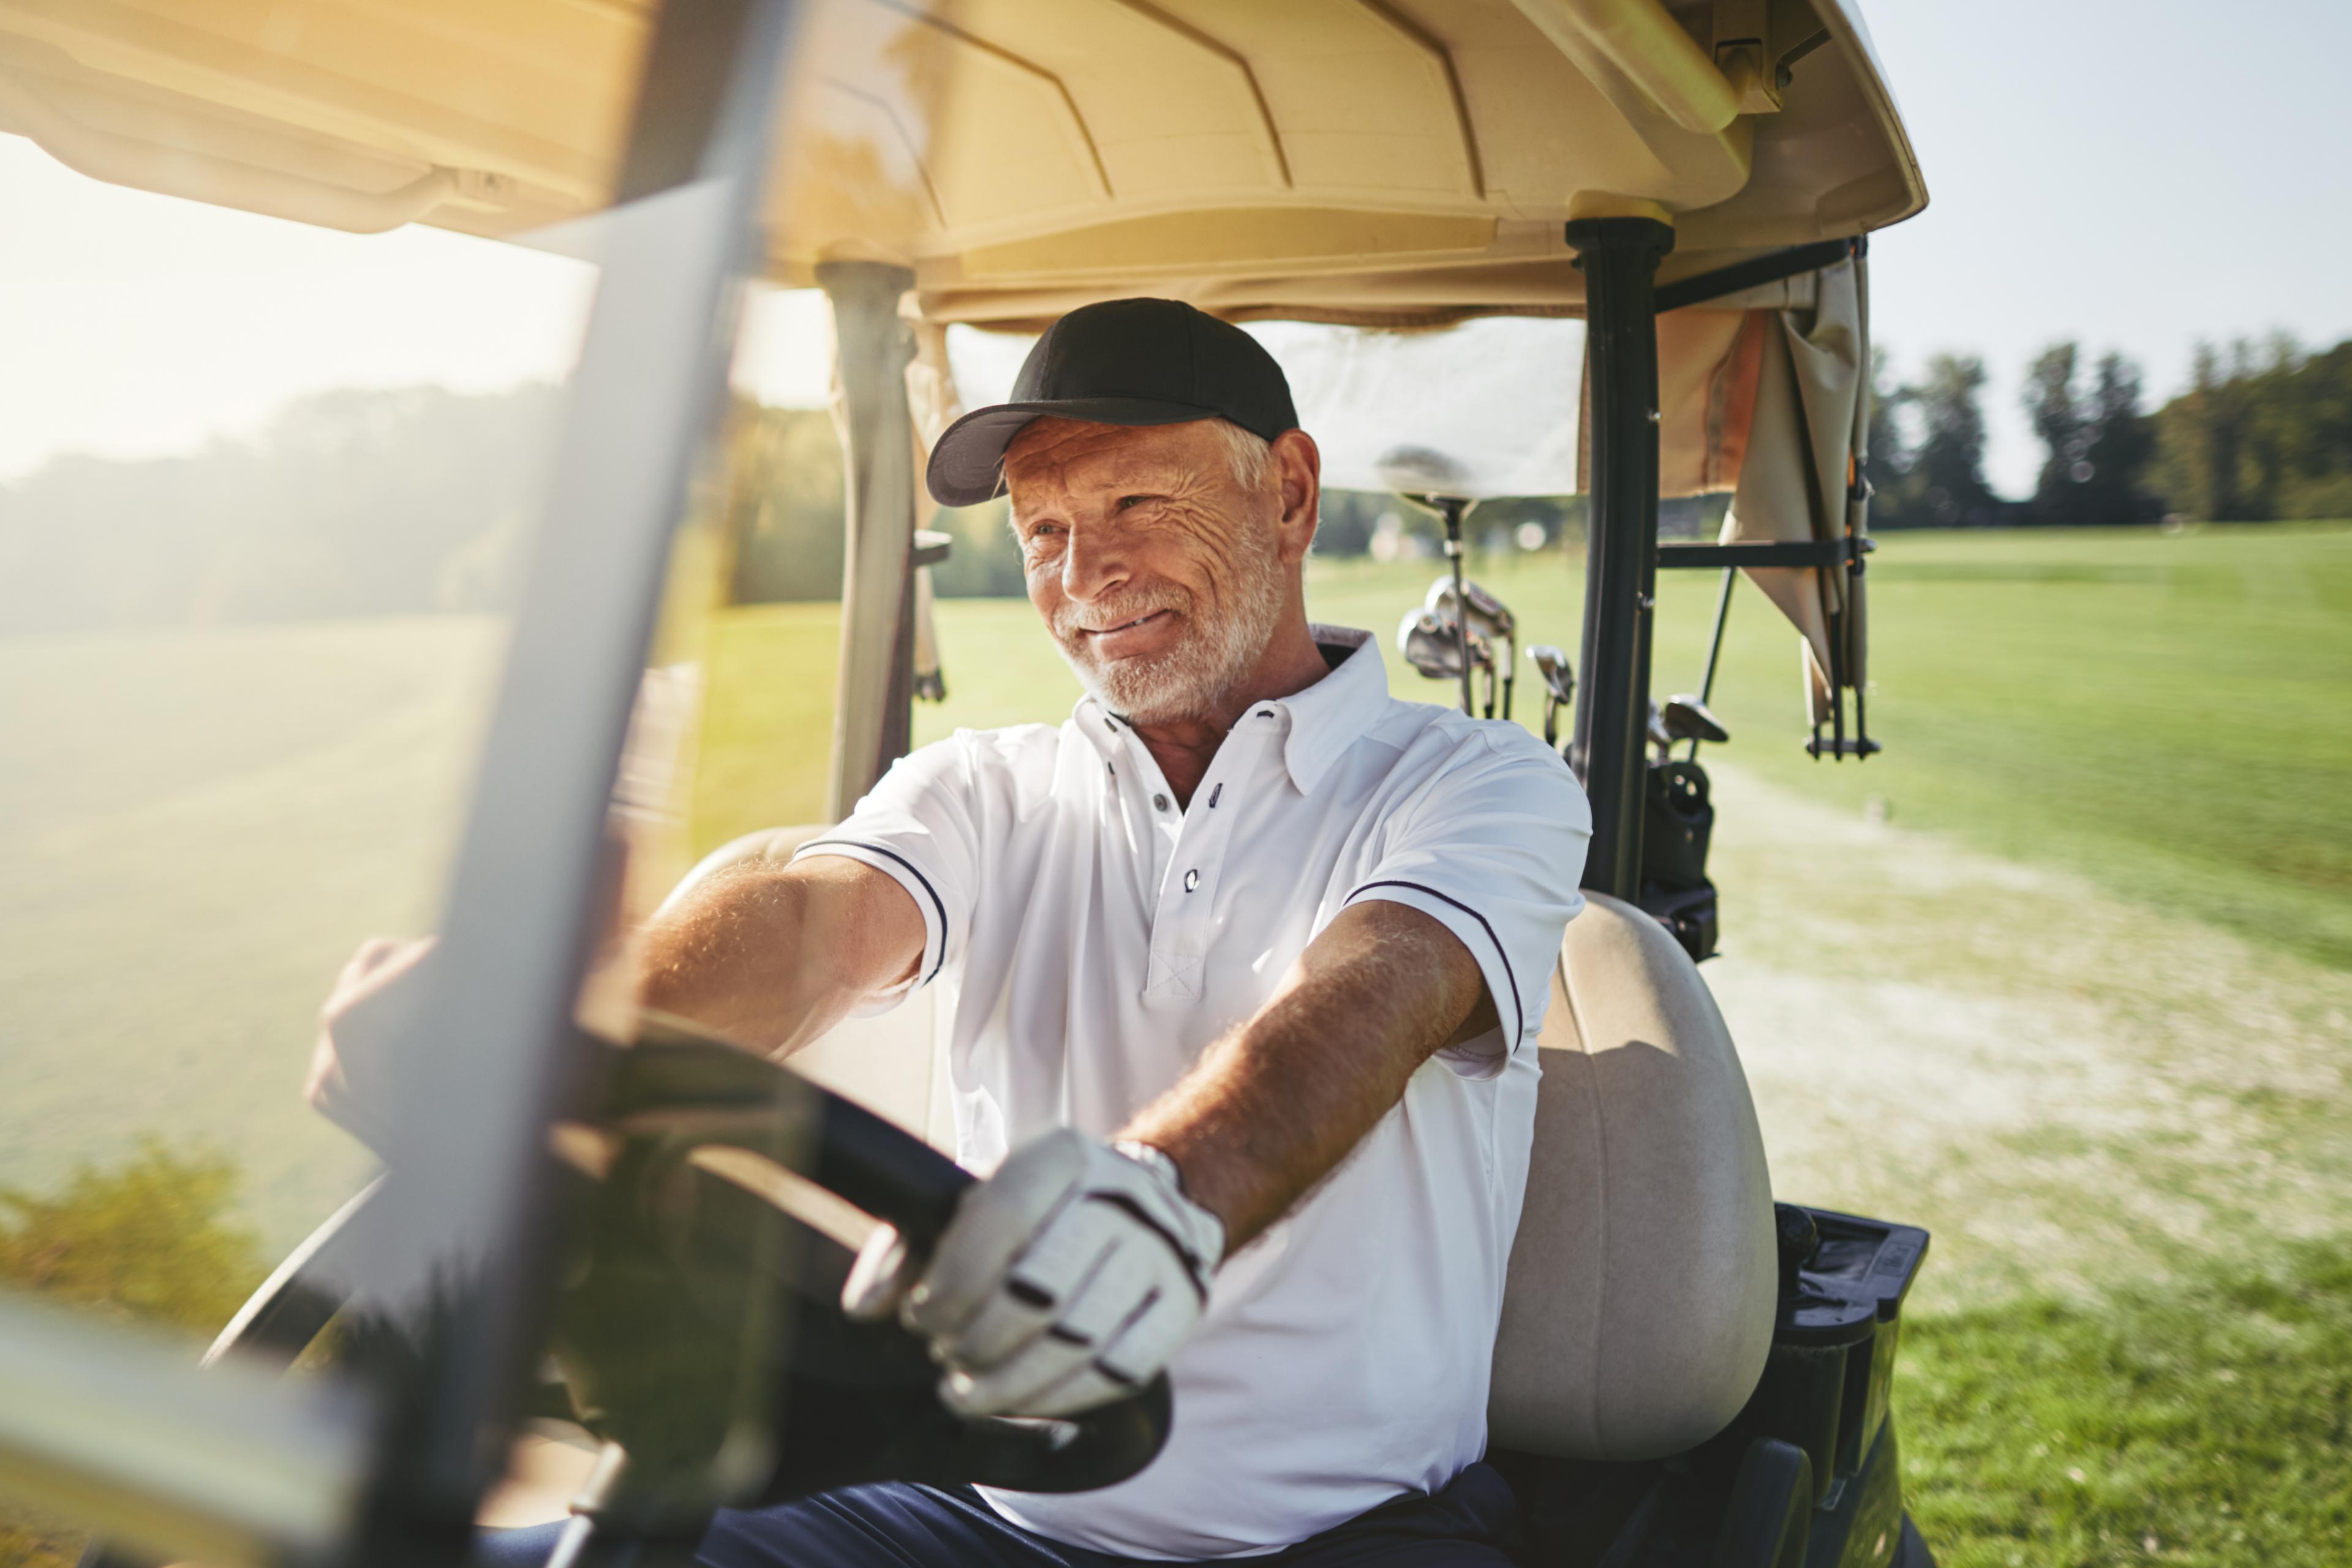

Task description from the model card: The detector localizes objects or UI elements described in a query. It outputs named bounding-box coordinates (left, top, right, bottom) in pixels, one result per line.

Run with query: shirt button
left=1183, top=869, right=1200, bottom=892
left=1153, top=793, right=1170, bottom=812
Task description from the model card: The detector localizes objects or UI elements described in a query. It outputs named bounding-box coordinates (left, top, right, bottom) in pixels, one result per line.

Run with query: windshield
left=0, top=133, right=592, bottom=1262
left=0, top=101, right=631, bottom=1549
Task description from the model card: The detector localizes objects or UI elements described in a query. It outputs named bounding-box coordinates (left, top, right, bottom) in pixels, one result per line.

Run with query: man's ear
left=1270, top=429, right=1321, bottom=565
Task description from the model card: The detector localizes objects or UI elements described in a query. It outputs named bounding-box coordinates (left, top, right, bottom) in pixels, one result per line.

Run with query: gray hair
left=1210, top=418, right=1274, bottom=492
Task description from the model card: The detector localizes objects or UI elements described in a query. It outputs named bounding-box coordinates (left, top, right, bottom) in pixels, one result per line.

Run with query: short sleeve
left=1342, top=730, right=1589, bottom=1069
left=789, top=735, right=984, bottom=1006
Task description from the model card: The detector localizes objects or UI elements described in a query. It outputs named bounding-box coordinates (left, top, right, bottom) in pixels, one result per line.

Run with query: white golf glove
left=842, top=1129, right=1226, bottom=1419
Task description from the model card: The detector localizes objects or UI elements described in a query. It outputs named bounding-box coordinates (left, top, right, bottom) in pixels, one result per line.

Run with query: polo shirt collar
left=1072, top=623, right=1389, bottom=797
left=1271, top=625, right=1389, bottom=796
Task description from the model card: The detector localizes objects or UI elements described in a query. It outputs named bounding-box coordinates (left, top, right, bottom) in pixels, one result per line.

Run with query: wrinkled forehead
left=1004, top=418, right=1216, bottom=510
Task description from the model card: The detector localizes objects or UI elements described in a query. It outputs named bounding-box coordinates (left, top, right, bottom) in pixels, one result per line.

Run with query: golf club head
left=1660, top=693, right=1731, bottom=745
left=1648, top=703, right=1675, bottom=753
left=1526, top=644, right=1575, bottom=705
left=1423, top=576, right=1517, bottom=642
left=1374, top=443, right=1479, bottom=510
left=1397, top=607, right=1492, bottom=680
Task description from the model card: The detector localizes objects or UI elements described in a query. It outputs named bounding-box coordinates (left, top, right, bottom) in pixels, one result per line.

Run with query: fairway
left=1687, top=526, right=2352, bottom=973
left=0, top=617, right=505, bottom=1253
left=2, top=524, right=2345, bottom=1566
left=857, top=524, right=2352, bottom=972
left=6, top=522, right=2335, bottom=1250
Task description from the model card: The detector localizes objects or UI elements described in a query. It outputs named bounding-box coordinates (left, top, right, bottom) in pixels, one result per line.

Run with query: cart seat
left=1488, top=893, right=1777, bottom=1460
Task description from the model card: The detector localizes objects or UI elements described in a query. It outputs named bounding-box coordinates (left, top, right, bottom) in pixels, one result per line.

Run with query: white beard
left=1052, top=528, right=1289, bottom=725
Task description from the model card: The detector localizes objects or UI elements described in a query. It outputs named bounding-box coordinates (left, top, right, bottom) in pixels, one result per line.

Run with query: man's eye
left=1117, top=494, right=1157, bottom=511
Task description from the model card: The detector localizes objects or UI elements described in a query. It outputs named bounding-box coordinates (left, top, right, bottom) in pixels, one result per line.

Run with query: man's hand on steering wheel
left=845, top=1129, right=1224, bottom=1419
left=305, top=935, right=437, bottom=1152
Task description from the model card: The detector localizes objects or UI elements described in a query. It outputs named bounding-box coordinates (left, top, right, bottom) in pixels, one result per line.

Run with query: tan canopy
left=0, top=0, right=1920, bottom=320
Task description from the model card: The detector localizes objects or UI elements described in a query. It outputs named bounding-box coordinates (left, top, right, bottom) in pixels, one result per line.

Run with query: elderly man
left=339, top=298, right=1588, bottom=1567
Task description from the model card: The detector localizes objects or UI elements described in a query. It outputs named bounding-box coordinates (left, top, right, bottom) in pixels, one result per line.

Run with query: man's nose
left=1060, top=521, right=1132, bottom=605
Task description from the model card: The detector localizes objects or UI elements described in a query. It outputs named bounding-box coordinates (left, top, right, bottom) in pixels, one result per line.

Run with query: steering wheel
left=198, top=1020, right=1174, bottom=1544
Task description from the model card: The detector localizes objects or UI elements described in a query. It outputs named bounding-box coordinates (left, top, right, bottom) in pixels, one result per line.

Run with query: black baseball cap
left=925, top=298, right=1298, bottom=508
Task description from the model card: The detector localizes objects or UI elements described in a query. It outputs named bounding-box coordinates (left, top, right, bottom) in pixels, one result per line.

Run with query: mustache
left=1052, top=587, right=1192, bottom=643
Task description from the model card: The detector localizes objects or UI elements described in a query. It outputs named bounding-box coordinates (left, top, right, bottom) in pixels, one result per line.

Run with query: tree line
left=0, top=383, right=565, bottom=633
left=6, top=331, right=2344, bottom=633
left=1868, top=333, right=2352, bottom=529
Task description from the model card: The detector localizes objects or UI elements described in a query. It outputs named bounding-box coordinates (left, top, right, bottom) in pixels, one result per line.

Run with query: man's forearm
left=1118, top=901, right=1490, bottom=1251
left=637, top=858, right=923, bottom=1057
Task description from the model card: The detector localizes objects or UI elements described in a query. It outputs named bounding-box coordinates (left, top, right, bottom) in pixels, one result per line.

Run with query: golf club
left=1425, top=578, right=1517, bottom=720
left=1398, top=606, right=1493, bottom=715
left=1660, top=694, right=1730, bottom=747
left=1526, top=644, right=1574, bottom=745
left=1648, top=695, right=1732, bottom=764
left=1647, top=702, right=1675, bottom=762
left=1374, top=445, right=1481, bottom=719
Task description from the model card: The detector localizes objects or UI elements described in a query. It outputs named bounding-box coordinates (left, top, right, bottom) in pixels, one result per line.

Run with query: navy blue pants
left=476, top=1463, right=1516, bottom=1566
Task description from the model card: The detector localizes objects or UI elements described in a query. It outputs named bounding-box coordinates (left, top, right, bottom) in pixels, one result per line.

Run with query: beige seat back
left=1488, top=894, right=1776, bottom=1460
left=662, top=826, right=954, bottom=1150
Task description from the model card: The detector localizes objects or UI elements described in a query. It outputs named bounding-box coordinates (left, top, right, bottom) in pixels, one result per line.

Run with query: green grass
left=693, top=597, right=1099, bottom=850
left=1283, top=524, right=2352, bottom=971
left=0, top=617, right=503, bottom=1250
left=1902, top=1239, right=2352, bottom=1567
left=691, top=600, right=840, bottom=854
left=1, top=525, right=2344, bottom=1563
left=1696, top=525, right=2352, bottom=973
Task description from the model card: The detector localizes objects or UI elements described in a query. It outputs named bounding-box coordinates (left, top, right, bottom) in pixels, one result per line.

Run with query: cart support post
left=821, top=260, right=920, bottom=818
left=353, top=0, right=802, bottom=1546
left=1566, top=216, right=1673, bottom=899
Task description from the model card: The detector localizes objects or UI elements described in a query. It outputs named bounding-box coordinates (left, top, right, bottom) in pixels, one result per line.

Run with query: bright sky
left=3, top=0, right=2348, bottom=496
left=1860, top=0, right=2352, bottom=489
left=0, top=135, right=832, bottom=483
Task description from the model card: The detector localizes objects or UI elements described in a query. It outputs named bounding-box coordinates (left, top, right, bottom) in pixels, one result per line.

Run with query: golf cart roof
left=0, top=6, right=1931, bottom=1551
left=0, top=0, right=1923, bottom=325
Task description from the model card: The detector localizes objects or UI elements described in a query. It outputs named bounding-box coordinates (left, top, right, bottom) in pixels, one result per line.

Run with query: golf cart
left=0, top=1, right=1931, bottom=1564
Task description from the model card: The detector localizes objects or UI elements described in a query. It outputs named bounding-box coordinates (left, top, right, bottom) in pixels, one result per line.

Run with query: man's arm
left=871, top=897, right=1499, bottom=1417
left=1118, top=897, right=1494, bottom=1251
left=637, top=855, right=928, bottom=1057
left=308, top=855, right=925, bottom=1136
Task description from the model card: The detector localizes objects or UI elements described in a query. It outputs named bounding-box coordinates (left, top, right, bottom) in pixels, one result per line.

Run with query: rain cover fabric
left=1714, top=256, right=1868, bottom=725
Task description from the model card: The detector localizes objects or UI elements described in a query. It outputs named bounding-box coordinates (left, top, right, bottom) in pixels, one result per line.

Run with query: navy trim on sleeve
left=797, top=838, right=951, bottom=985
left=1344, top=879, right=1525, bottom=1044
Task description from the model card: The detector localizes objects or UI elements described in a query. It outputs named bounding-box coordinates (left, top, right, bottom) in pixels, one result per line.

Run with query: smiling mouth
left=1082, top=609, right=1170, bottom=639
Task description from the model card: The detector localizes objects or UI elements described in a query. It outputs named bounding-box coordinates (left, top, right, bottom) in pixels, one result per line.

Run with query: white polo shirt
left=794, top=626, right=1588, bottom=1559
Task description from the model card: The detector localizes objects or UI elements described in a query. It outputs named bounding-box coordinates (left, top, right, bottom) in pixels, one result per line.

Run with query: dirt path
left=1697, top=762, right=2352, bottom=1312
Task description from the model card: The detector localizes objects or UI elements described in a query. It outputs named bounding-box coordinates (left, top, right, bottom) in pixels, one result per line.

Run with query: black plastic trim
left=1657, top=539, right=1863, bottom=570
left=1655, top=238, right=1857, bottom=314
